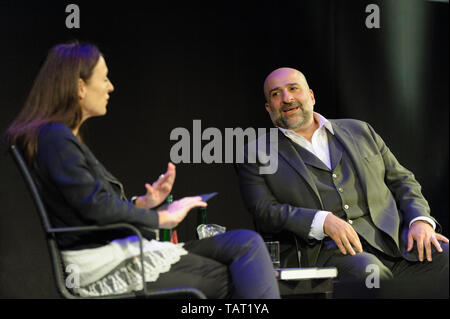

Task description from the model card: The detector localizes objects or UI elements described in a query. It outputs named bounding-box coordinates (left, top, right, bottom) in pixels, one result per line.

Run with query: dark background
left=0, top=0, right=447, bottom=297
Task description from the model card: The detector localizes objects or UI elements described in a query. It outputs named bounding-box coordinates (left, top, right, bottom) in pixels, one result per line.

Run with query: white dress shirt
left=279, top=112, right=435, bottom=240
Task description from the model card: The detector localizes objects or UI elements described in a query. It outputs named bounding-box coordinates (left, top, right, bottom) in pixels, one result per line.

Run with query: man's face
left=264, top=68, right=315, bottom=132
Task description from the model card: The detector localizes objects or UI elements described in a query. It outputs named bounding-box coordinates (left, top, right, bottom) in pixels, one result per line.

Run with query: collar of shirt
left=278, top=112, right=334, bottom=169
left=278, top=112, right=334, bottom=140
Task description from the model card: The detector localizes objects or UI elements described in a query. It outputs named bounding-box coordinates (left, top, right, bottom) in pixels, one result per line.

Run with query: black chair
left=10, top=145, right=206, bottom=299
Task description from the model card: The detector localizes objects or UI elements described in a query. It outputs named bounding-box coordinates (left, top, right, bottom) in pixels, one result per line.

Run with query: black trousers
left=146, top=229, right=281, bottom=299
left=317, top=237, right=449, bottom=282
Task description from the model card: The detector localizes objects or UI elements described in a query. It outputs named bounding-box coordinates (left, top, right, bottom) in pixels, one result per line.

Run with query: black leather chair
left=10, top=145, right=206, bottom=299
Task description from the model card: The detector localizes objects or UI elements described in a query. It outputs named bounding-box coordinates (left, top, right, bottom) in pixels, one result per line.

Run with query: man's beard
left=271, top=102, right=313, bottom=130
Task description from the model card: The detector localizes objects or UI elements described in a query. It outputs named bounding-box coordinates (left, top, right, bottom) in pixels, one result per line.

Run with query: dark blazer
left=236, top=119, right=439, bottom=266
left=33, top=123, right=159, bottom=250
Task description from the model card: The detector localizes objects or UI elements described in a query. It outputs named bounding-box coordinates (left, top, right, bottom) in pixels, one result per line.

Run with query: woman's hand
left=135, top=163, right=176, bottom=209
left=158, top=196, right=207, bottom=229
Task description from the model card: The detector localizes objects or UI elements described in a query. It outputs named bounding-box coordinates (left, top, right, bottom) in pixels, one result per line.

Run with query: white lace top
left=61, top=236, right=188, bottom=297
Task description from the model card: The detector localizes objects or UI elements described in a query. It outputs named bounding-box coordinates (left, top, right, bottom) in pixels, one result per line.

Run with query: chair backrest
left=9, top=145, right=80, bottom=298
left=10, top=145, right=52, bottom=231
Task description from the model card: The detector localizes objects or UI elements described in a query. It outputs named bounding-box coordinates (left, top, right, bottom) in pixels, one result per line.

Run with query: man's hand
left=158, top=196, right=207, bottom=229
left=323, top=213, right=363, bottom=255
left=407, top=220, right=449, bottom=262
left=136, top=163, right=176, bottom=209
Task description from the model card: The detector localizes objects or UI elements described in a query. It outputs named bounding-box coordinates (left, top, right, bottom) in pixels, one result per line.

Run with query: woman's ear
left=78, top=78, right=86, bottom=99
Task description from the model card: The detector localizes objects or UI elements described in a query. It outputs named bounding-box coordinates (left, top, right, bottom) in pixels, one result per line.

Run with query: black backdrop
left=0, top=0, right=448, bottom=298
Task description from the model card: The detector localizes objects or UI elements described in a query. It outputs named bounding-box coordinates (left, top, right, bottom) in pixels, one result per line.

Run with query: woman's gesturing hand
left=136, top=163, right=176, bottom=209
left=157, top=196, right=207, bottom=229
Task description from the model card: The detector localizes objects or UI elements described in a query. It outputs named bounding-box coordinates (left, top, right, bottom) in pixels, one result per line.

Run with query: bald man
left=236, top=67, right=449, bottom=286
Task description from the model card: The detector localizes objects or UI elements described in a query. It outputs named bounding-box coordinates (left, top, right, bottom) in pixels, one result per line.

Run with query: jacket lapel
left=291, top=143, right=330, bottom=171
left=327, top=130, right=343, bottom=171
left=276, top=131, right=324, bottom=209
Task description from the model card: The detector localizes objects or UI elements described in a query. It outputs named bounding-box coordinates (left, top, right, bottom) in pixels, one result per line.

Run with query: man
left=236, top=67, right=448, bottom=284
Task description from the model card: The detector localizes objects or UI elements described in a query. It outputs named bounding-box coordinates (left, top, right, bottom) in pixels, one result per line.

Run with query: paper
left=198, top=192, right=218, bottom=202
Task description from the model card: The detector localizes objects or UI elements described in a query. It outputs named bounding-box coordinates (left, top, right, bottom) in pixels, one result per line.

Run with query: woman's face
left=79, top=56, right=114, bottom=121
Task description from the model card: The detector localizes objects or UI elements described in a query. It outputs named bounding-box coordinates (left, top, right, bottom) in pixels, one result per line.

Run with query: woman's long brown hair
left=3, top=41, right=101, bottom=164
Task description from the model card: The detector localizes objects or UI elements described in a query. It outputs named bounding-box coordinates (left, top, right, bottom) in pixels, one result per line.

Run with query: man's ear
left=265, top=102, right=271, bottom=113
left=78, top=78, right=86, bottom=99
left=309, top=89, right=316, bottom=105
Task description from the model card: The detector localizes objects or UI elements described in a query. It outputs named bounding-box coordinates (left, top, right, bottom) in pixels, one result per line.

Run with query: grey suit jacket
left=236, top=119, right=439, bottom=266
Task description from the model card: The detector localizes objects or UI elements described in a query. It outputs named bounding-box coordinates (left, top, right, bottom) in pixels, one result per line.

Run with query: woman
left=4, top=42, right=280, bottom=299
